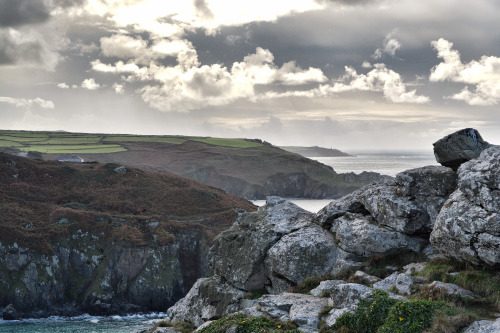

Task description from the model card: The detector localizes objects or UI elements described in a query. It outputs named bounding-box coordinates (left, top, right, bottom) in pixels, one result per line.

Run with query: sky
left=0, top=0, right=499, bottom=149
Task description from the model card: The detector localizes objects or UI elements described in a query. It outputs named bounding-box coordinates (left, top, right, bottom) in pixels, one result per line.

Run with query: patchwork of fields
left=0, top=130, right=263, bottom=154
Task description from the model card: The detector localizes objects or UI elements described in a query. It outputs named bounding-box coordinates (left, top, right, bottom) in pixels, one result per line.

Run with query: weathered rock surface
left=433, top=128, right=490, bottom=171
left=431, top=146, right=500, bottom=266
left=241, top=293, right=329, bottom=333
left=264, top=224, right=341, bottom=293
left=333, top=213, right=426, bottom=257
left=0, top=239, right=186, bottom=318
left=165, top=276, right=246, bottom=327
left=463, top=318, right=500, bottom=333
left=317, top=166, right=456, bottom=237
left=373, top=272, right=416, bottom=295
left=427, top=281, right=478, bottom=299
left=209, top=197, right=313, bottom=291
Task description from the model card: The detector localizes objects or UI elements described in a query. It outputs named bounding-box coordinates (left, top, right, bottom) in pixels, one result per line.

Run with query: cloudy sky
left=1, top=0, right=499, bottom=149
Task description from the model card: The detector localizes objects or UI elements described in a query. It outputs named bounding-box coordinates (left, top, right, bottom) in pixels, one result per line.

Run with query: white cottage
left=57, top=155, right=84, bottom=163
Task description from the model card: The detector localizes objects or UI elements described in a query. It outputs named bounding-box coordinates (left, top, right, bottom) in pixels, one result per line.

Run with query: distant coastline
left=280, top=146, right=352, bottom=157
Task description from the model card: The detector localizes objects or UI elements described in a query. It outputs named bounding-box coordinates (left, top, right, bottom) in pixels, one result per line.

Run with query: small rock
left=352, top=271, right=381, bottom=284
left=433, top=128, right=490, bottom=171
left=373, top=272, right=415, bottom=295
left=427, top=281, right=478, bottom=299
left=309, top=280, right=344, bottom=297
left=114, top=166, right=126, bottom=174
left=403, top=262, right=427, bottom=275
left=463, top=318, right=500, bottom=333
left=12, top=174, right=19, bottom=179
left=2, top=304, right=18, bottom=320
left=56, top=218, right=70, bottom=225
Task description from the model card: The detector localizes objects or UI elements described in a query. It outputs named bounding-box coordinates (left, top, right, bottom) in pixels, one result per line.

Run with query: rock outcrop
left=433, top=128, right=490, bottom=171
left=431, top=146, right=500, bottom=266
left=163, top=128, right=499, bottom=333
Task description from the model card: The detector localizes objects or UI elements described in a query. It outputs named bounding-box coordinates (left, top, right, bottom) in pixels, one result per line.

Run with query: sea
left=1, top=150, right=437, bottom=332
left=252, top=149, right=438, bottom=213
left=0, top=313, right=165, bottom=333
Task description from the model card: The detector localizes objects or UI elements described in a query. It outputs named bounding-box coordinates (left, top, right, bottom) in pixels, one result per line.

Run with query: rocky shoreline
left=156, top=128, right=500, bottom=333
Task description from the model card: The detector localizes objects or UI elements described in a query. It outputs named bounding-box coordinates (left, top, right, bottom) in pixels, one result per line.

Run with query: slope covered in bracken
left=0, top=152, right=256, bottom=252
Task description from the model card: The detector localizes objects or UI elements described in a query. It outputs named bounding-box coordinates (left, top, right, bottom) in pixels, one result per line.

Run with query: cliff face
left=0, top=153, right=256, bottom=318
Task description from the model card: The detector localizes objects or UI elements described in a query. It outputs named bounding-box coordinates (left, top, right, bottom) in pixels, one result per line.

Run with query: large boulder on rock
left=431, top=146, right=500, bottom=266
left=433, top=128, right=490, bottom=171
left=333, top=213, right=426, bottom=257
left=317, top=166, right=456, bottom=236
left=209, top=197, right=313, bottom=291
left=165, top=276, right=246, bottom=327
left=264, top=224, right=341, bottom=293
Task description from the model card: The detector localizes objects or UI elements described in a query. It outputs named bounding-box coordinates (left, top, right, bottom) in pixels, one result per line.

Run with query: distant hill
left=0, top=152, right=255, bottom=317
left=0, top=130, right=384, bottom=199
left=280, top=146, right=352, bottom=157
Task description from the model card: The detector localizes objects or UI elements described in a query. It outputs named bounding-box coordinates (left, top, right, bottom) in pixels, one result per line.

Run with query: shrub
left=198, top=313, right=300, bottom=333
left=378, top=300, right=444, bottom=333
left=333, top=290, right=398, bottom=333
left=288, top=274, right=334, bottom=294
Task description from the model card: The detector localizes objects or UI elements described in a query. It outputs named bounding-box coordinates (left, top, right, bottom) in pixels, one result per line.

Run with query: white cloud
left=372, top=32, right=401, bottom=59
left=57, top=82, right=69, bottom=89
left=113, top=83, right=124, bottom=94
left=324, top=64, right=430, bottom=103
left=362, top=61, right=372, bottom=68
left=85, top=0, right=323, bottom=38
left=0, top=96, right=55, bottom=109
left=94, top=47, right=326, bottom=111
left=81, top=78, right=101, bottom=90
left=430, top=38, right=500, bottom=106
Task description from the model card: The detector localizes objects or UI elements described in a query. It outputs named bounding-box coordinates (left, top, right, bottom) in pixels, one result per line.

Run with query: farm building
left=57, top=155, right=84, bottom=163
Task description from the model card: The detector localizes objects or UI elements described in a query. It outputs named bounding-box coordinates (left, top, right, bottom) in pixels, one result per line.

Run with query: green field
left=0, top=130, right=263, bottom=154
left=102, top=136, right=187, bottom=145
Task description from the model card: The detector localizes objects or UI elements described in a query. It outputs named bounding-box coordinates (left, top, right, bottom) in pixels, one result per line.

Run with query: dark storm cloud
left=0, top=31, right=43, bottom=65
left=0, top=0, right=50, bottom=27
left=193, top=0, right=214, bottom=19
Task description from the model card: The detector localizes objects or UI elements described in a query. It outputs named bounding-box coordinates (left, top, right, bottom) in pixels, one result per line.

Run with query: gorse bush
left=332, top=290, right=444, bottom=333
left=333, top=290, right=399, bottom=333
left=378, top=300, right=444, bottom=333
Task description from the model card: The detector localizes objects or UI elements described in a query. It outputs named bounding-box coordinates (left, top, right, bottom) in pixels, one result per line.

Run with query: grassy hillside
left=0, top=130, right=377, bottom=199
left=0, top=152, right=256, bottom=253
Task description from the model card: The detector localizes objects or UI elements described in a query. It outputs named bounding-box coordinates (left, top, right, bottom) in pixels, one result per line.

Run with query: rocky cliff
left=162, top=129, right=500, bottom=333
left=0, top=153, right=256, bottom=319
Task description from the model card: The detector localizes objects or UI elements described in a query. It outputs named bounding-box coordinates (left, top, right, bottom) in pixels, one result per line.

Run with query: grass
left=19, top=145, right=126, bottom=154
left=198, top=313, right=300, bottom=333
left=288, top=274, right=335, bottom=294
left=102, top=136, right=187, bottom=144
left=190, top=137, right=263, bottom=148
left=0, top=140, right=23, bottom=147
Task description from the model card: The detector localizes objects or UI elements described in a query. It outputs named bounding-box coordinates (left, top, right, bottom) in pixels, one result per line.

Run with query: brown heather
left=0, top=153, right=256, bottom=252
